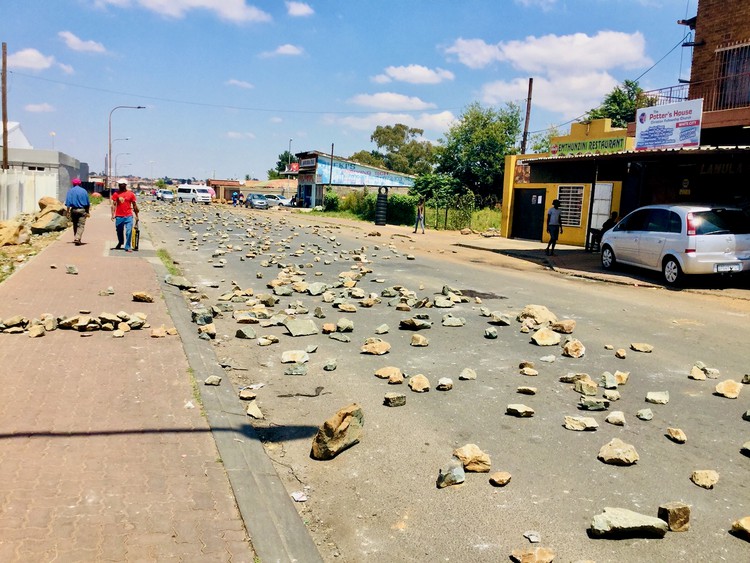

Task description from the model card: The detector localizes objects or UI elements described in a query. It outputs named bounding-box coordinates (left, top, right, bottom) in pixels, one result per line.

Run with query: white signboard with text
left=635, top=99, right=703, bottom=151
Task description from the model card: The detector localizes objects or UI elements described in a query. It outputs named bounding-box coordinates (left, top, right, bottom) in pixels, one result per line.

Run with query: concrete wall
left=0, top=170, right=59, bottom=221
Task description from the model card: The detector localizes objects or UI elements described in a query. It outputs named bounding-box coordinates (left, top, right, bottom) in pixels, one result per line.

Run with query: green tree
left=268, top=150, right=298, bottom=180
left=349, top=150, right=386, bottom=169
left=154, top=178, right=166, bottom=189
left=529, top=125, right=561, bottom=154
left=585, top=79, right=656, bottom=128
left=368, top=123, right=435, bottom=175
left=436, top=102, right=521, bottom=199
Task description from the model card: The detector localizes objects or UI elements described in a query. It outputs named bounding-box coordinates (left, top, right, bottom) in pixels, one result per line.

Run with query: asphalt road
left=143, top=201, right=750, bottom=563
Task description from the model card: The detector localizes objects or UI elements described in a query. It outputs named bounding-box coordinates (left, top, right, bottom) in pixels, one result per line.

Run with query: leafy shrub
left=386, top=194, right=418, bottom=225
left=323, top=189, right=340, bottom=211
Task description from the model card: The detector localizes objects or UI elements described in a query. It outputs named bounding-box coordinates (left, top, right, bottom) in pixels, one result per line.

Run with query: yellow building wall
left=502, top=118, right=629, bottom=247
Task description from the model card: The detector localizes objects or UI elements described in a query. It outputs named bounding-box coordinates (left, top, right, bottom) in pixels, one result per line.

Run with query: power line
left=527, top=32, right=691, bottom=136
left=8, top=70, right=462, bottom=116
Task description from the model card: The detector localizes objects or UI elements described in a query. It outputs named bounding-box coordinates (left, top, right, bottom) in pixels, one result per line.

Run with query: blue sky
left=3, top=0, right=696, bottom=180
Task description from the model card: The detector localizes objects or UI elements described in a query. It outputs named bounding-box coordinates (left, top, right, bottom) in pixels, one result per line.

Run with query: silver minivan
left=600, top=204, right=750, bottom=285
left=176, top=185, right=212, bottom=204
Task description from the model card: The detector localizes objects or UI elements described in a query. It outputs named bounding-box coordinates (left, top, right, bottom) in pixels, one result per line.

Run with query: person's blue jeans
left=414, top=213, right=425, bottom=233
left=115, top=216, right=134, bottom=250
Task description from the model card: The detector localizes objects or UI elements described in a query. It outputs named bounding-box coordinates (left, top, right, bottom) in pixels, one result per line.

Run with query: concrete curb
left=149, top=243, right=324, bottom=563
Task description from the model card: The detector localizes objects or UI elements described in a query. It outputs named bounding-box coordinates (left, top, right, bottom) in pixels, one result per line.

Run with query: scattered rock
left=281, top=350, right=309, bottom=364
left=132, top=291, right=154, bottom=303
left=731, top=517, right=750, bottom=541
left=517, top=304, right=557, bottom=326
left=408, top=374, right=430, bottom=393
left=615, top=348, right=627, bottom=359
left=283, top=318, right=319, bottom=337
left=637, top=408, right=654, bottom=421
left=245, top=401, right=264, bottom=419
left=310, top=403, right=364, bottom=460
left=65, top=264, right=78, bottom=275
left=590, top=507, right=667, bottom=538
left=630, top=342, right=654, bottom=353
left=658, top=502, right=690, bottom=532
left=530, top=328, right=560, bottom=346
left=453, top=443, right=491, bottom=472
left=489, top=471, right=512, bottom=487
left=323, top=359, right=337, bottom=371
left=204, top=375, right=222, bottom=386
left=361, top=338, right=391, bottom=355
left=436, top=377, right=453, bottom=391
left=436, top=458, right=465, bottom=489
left=597, top=438, right=639, bottom=466
left=646, top=391, right=669, bottom=404
left=562, top=338, right=585, bottom=358
left=235, top=327, right=257, bottom=339
left=579, top=397, right=610, bottom=411
left=690, top=469, right=719, bottom=489
left=563, top=416, right=598, bottom=431
left=459, top=367, right=477, bottom=380
left=573, top=375, right=598, bottom=396
left=517, top=386, right=537, bottom=395
left=550, top=319, right=576, bottom=334
left=383, top=393, right=406, bottom=407
left=506, top=404, right=534, bottom=417
left=715, top=379, right=742, bottom=399
left=666, top=427, right=687, bottom=444
left=284, top=363, right=308, bottom=376
left=410, top=334, right=429, bottom=347
left=605, top=411, right=625, bottom=426
left=27, top=325, right=45, bottom=338
left=374, top=323, right=389, bottom=334
left=509, top=547, right=555, bottom=563
left=484, top=327, right=498, bottom=339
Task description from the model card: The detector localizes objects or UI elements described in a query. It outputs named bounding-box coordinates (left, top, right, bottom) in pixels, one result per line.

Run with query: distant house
left=1, top=122, right=89, bottom=220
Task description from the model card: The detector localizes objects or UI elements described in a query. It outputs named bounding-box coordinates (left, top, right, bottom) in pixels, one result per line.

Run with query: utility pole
left=2, top=43, right=9, bottom=170
left=520, top=77, right=534, bottom=155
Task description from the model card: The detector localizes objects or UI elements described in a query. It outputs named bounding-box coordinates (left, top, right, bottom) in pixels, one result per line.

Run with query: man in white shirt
left=545, top=199, right=563, bottom=256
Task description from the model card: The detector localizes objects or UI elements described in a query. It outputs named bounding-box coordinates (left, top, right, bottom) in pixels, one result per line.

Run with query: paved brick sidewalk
left=0, top=206, right=255, bottom=562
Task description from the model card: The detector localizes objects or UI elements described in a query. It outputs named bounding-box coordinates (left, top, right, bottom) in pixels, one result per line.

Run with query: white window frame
left=557, top=185, right=584, bottom=227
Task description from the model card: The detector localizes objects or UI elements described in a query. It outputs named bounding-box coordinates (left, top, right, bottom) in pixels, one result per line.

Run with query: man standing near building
left=545, top=199, right=563, bottom=256
left=111, top=178, right=139, bottom=252
left=65, top=178, right=90, bottom=246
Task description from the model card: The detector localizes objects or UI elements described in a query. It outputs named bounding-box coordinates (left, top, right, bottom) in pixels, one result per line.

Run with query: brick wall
left=691, top=0, right=750, bottom=84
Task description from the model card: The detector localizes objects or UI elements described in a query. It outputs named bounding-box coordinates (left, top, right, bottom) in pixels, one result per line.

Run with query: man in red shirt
left=111, top=178, right=139, bottom=252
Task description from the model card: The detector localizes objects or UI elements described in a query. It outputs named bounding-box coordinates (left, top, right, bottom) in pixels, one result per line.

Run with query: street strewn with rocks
left=137, top=200, right=750, bottom=562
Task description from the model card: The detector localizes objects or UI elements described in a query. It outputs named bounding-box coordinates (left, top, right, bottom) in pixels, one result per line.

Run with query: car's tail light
left=686, top=212, right=696, bottom=236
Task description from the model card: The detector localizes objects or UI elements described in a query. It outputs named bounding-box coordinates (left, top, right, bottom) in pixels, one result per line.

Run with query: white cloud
left=260, top=44, right=304, bottom=57
left=25, top=103, right=55, bottom=113
left=269, top=117, right=283, bottom=123
left=95, top=0, right=271, bottom=23
left=286, top=1, right=313, bottom=16
left=373, top=64, right=454, bottom=85
left=444, top=38, right=503, bottom=69
left=226, top=131, right=256, bottom=139
left=499, top=31, right=650, bottom=74
left=348, top=92, right=436, bottom=111
left=58, top=31, right=107, bottom=53
left=481, top=71, right=620, bottom=119
left=335, top=111, right=455, bottom=134
left=58, top=63, right=75, bottom=74
left=226, top=78, right=254, bottom=89
left=7, top=48, right=55, bottom=70
left=515, top=0, right=557, bottom=11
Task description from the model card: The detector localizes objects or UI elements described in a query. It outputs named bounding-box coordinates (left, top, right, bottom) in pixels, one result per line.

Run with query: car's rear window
left=693, top=209, right=750, bottom=235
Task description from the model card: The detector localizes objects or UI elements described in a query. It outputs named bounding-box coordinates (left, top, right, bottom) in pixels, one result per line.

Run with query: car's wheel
left=179, top=197, right=183, bottom=203
left=662, top=256, right=682, bottom=286
left=191, top=198, right=196, bottom=203
left=601, top=245, right=616, bottom=270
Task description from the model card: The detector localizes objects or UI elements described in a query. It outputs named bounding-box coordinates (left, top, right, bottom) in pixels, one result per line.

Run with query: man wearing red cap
left=64, top=178, right=90, bottom=246
left=111, top=178, right=139, bottom=251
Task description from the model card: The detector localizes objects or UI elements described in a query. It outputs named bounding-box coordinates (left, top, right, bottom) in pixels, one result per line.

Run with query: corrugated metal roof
left=520, top=145, right=750, bottom=164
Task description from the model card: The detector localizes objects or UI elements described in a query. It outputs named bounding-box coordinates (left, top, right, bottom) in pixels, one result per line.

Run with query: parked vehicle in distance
left=244, top=193, right=269, bottom=209
left=176, top=185, right=212, bottom=204
left=156, top=189, right=174, bottom=202
left=264, top=194, right=292, bottom=207
left=600, top=204, right=750, bottom=286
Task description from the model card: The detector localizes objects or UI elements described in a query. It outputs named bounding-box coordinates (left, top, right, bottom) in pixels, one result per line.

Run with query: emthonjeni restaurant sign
left=550, top=136, right=626, bottom=157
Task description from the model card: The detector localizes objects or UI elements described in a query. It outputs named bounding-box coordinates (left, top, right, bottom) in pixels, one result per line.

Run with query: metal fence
left=0, top=170, right=59, bottom=221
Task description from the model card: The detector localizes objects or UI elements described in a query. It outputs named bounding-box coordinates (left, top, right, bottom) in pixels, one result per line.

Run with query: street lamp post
left=115, top=152, right=130, bottom=180
left=287, top=138, right=292, bottom=197
left=108, top=106, right=144, bottom=193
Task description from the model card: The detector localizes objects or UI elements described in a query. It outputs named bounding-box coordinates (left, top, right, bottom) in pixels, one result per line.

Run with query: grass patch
left=157, top=248, right=182, bottom=276
left=186, top=367, right=206, bottom=416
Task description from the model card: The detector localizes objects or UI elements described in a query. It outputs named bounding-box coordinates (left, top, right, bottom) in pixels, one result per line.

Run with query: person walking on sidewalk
left=413, top=197, right=425, bottom=234
left=111, top=178, right=139, bottom=252
left=545, top=199, right=563, bottom=256
left=64, top=178, right=90, bottom=246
